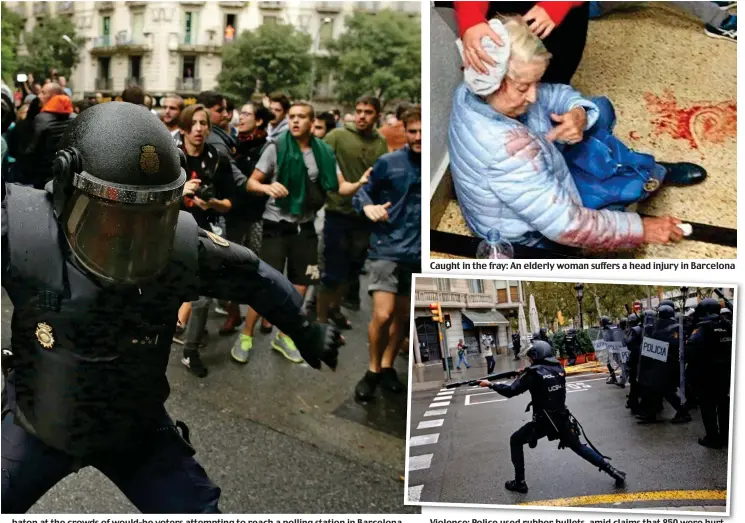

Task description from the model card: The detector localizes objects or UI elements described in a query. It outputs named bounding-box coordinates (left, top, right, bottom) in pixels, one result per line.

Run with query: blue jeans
left=1, top=410, right=221, bottom=513
left=456, top=353, right=470, bottom=369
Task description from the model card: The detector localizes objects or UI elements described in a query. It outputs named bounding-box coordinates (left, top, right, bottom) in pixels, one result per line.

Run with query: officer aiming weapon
left=445, top=370, right=520, bottom=389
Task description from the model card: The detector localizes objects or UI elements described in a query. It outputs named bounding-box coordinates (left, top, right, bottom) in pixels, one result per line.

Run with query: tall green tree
left=1, top=4, right=25, bottom=84
left=16, top=15, right=85, bottom=80
left=325, top=9, right=420, bottom=106
left=217, top=23, right=312, bottom=102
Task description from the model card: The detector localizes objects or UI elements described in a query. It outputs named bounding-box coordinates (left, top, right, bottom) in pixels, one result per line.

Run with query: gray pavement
left=407, top=371, right=729, bottom=511
left=1, top=284, right=416, bottom=514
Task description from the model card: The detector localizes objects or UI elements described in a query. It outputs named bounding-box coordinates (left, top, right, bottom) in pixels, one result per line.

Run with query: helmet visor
left=64, top=191, right=180, bottom=284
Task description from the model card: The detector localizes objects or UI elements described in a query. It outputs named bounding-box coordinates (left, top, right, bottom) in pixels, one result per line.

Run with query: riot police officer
left=637, top=305, right=691, bottom=424
left=687, top=299, right=733, bottom=448
left=720, top=307, right=733, bottom=323
left=0, top=102, right=341, bottom=513
left=512, top=332, right=521, bottom=360
left=601, top=316, right=624, bottom=387
left=478, top=341, right=626, bottom=493
left=565, top=328, right=578, bottom=366
left=624, top=313, right=643, bottom=415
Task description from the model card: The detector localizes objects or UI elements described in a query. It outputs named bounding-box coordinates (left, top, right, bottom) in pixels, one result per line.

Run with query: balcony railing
left=466, top=293, right=495, bottom=308
left=57, top=1, right=75, bottom=14
left=95, top=77, right=113, bottom=91
left=259, top=1, right=283, bottom=10
left=125, top=77, right=144, bottom=89
left=97, top=1, right=114, bottom=11
left=176, top=78, right=202, bottom=92
left=93, top=35, right=112, bottom=48
left=183, top=31, right=194, bottom=45
left=218, top=1, right=247, bottom=6
left=316, top=1, right=342, bottom=13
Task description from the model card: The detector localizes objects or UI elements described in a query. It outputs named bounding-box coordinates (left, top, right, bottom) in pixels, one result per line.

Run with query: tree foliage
left=325, top=10, right=420, bottom=106
left=1, top=4, right=25, bottom=84
left=16, top=15, right=85, bottom=80
left=217, top=23, right=312, bottom=103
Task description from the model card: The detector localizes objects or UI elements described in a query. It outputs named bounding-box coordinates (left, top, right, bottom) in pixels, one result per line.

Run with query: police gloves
left=294, top=322, right=343, bottom=370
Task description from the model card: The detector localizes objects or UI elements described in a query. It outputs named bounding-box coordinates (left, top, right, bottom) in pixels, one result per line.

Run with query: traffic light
left=444, top=313, right=452, bottom=329
left=429, top=302, right=443, bottom=323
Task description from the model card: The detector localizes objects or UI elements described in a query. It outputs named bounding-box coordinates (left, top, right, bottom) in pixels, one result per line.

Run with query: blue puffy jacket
left=353, top=146, right=421, bottom=264
left=448, top=82, right=645, bottom=250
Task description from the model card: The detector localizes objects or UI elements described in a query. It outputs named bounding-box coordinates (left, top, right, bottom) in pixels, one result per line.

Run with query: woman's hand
left=263, top=182, right=289, bottom=199
left=642, top=216, right=684, bottom=244
left=523, top=5, right=556, bottom=39
left=183, top=179, right=201, bottom=197
left=546, top=108, right=587, bottom=144
left=461, top=22, right=504, bottom=75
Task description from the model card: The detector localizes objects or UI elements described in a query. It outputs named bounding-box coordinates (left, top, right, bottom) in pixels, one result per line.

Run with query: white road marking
left=424, top=409, right=447, bottom=417
left=436, top=391, right=455, bottom=397
left=417, top=419, right=444, bottom=429
left=409, top=454, right=433, bottom=471
left=465, top=388, right=590, bottom=406
left=408, top=485, right=424, bottom=502
left=429, top=401, right=450, bottom=408
left=410, top=434, right=439, bottom=446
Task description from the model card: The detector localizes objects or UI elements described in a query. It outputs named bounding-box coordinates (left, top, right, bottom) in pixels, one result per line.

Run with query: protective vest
left=693, top=319, right=732, bottom=390
left=4, top=184, right=200, bottom=457
left=638, top=318, right=679, bottom=392
left=526, top=362, right=567, bottom=415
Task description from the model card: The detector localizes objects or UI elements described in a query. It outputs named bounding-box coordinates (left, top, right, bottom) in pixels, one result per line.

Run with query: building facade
left=8, top=1, right=419, bottom=102
left=413, top=278, right=524, bottom=365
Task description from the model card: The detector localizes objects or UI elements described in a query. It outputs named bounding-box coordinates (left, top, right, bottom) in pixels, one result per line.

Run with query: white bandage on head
left=456, top=19, right=512, bottom=97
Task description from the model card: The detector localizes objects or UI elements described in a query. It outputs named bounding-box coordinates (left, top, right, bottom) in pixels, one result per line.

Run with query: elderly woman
left=448, top=17, right=705, bottom=252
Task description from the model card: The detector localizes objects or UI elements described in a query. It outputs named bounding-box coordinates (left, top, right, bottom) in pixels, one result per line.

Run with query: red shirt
left=453, top=1, right=585, bottom=36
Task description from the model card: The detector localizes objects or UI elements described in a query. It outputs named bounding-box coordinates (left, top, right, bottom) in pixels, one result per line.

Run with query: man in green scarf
left=233, top=102, right=368, bottom=365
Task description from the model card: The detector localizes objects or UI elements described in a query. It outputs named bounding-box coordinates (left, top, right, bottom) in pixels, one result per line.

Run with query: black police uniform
left=511, top=333, right=521, bottom=360
left=489, top=342, right=624, bottom=492
left=0, top=102, right=339, bottom=514
left=624, top=315, right=643, bottom=414
left=687, top=299, right=733, bottom=448
left=564, top=329, right=577, bottom=366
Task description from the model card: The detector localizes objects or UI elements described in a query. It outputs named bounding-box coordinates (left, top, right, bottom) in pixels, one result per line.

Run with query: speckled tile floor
left=434, top=4, right=736, bottom=259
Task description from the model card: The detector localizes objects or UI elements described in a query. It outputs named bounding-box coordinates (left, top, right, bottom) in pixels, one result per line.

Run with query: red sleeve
left=454, top=2, right=584, bottom=35
left=537, top=1, right=585, bottom=25
left=454, top=1, right=490, bottom=36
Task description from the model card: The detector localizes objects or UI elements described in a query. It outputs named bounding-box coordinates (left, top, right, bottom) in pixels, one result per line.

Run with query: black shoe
left=671, top=411, right=692, bottom=424
left=602, top=463, right=626, bottom=486
left=505, top=479, right=528, bottom=493
left=658, top=162, right=707, bottom=186
left=606, top=376, right=618, bottom=385
left=615, top=381, right=626, bottom=389
left=699, top=436, right=724, bottom=449
left=636, top=414, right=658, bottom=424
left=182, top=349, right=208, bottom=378
left=380, top=367, right=405, bottom=394
left=355, top=371, right=381, bottom=401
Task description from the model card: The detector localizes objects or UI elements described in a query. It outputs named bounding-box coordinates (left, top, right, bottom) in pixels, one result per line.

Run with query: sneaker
left=705, top=15, right=737, bottom=42
left=504, top=479, right=529, bottom=493
left=173, top=323, right=185, bottom=345
left=671, top=411, right=692, bottom=424
left=182, top=349, right=208, bottom=378
left=214, top=305, right=229, bottom=316
left=231, top=334, right=253, bottom=363
left=355, top=371, right=381, bottom=401
left=380, top=367, right=405, bottom=393
left=714, top=1, right=737, bottom=10
left=271, top=334, right=304, bottom=363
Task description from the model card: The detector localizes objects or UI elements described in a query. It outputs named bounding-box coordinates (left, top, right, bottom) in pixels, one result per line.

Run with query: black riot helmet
left=527, top=340, right=553, bottom=362
left=53, top=102, right=187, bottom=285
left=618, top=318, right=628, bottom=330
left=659, top=299, right=677, bottom=311
left=600, top=316, right=611, bottom=328
left=695, top=298, right=721, bottom=323
left=627, top=314, right=640, bottom=327
left=658, top=305, right=675, bottom=320
left=721, top=307, right=733, bottom=321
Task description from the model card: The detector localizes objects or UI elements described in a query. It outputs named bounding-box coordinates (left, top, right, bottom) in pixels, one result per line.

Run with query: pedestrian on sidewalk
left=456, top=339, right=471, bottom=370
left=483, top=343, right=496, bottom=374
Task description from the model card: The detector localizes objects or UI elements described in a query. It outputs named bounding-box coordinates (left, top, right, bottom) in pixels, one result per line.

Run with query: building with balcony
left=413, top=278, right=525, bottom=365
left=7, top=1, right=419, bottom=103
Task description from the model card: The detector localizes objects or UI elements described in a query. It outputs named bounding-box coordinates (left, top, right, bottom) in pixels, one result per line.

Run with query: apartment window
left=132, top=11, right=145, bottom=43
left=496, top=289, right=507, bottom=303
left=510, top=285, right=519, bottom=303
left=224, top=13, right=237, bottom=42
left=263, top=15, right=278, bottom=25
left=319, top=17, right=334, bottom=49
left=184, top=11, right=200, bottom=44
left=129, top=56, right=142, bottom=81
left=468, top=280, right=485, bottom=294
left=183, top=56, right=196, bottom=79
left=436, top=279, right=450, bottom=292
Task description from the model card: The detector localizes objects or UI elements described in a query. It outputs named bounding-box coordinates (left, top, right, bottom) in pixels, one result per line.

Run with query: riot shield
left=638, top=316, right=679, bottom=393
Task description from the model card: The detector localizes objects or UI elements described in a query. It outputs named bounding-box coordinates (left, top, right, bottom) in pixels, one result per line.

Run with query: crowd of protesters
left=1, top=74, right=421, bottom=402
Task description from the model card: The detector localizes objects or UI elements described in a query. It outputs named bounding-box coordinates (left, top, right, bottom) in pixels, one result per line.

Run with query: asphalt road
left=1, top=282, right=415, bottom=514
left=407, top=370, right=729, bottom=510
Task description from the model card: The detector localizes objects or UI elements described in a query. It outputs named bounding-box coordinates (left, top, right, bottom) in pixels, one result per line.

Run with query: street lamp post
left=575, top=283, right=585, bottom=330
left=308, top=17, right=332, bottom=101
left=679, top=285, right=689, bottom=405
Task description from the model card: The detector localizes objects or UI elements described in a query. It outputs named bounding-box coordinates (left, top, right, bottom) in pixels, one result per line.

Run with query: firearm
left=714, top=288, right=734, bottom=311
left=445, top=370, right=520, bottom=389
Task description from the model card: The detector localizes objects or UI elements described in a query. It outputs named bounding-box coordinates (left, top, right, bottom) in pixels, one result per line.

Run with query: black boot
left=182, top=348, right=208, bottom=378
left=671, top=410, right=692, bottom=424
left=658, top=162, right=707, bottom=186
left=698, top=436, right=724, bottom=449
left=505, top=479, right=528, bottom=493
left=355, top=371, right=381, bottom=401
left=601, top=463, right=626, bottom=486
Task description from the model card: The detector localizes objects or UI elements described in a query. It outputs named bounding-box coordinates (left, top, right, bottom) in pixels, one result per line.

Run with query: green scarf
left=275, top=131, right=338, bottom=216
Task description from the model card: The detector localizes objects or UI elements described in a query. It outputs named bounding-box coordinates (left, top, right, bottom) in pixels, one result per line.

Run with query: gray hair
left=500, top=16, right=552, bottom=80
